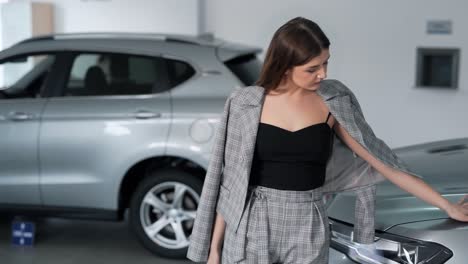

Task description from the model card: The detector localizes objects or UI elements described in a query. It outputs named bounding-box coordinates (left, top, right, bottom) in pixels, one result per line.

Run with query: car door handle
left=133, top=110, right=161, bottom=119
left=8, top=111, right=35, bottom=121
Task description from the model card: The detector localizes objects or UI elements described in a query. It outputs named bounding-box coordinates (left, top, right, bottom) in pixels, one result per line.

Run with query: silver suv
left=0, top=33, right=261, bottom=258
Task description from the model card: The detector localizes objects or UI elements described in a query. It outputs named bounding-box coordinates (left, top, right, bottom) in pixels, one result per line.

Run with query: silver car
left=328, top=138, right=468, bottom=264
left=0, top=32, right=261, bottom=258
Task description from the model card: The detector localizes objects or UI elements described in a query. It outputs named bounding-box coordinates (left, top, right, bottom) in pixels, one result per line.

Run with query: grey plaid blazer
left=186, top=79, right=421, bottom=263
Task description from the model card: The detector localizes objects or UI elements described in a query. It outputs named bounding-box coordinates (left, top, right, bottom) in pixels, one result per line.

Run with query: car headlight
left=329, top=219, right=453, bottom=264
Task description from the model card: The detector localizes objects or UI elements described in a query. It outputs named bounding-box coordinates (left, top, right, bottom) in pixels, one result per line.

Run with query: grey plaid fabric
left=186, top=79, right=423, bottom=263
left=353, top=185, right=377, bottom=244
left=222, top=185, right=329, bottom=264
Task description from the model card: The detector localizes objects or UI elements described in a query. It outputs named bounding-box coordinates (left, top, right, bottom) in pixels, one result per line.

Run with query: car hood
left=327, top=137, right=468, bottom=230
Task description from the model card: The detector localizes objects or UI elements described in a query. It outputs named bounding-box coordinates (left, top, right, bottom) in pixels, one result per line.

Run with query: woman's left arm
left=333, top=120, right=468, bottom=222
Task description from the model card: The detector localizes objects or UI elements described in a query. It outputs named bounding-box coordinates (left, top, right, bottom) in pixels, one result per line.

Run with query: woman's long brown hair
left=255, top=17, right=330, bottom=93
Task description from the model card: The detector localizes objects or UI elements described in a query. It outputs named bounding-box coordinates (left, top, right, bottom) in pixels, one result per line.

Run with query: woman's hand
left=445, top=195, right=468, bottom=222
left=207, top=250, right=221, bottom=264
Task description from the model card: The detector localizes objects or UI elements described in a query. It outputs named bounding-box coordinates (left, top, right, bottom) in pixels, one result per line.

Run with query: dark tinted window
left=64, top=53, right=169, bottom=96
left=422, top=55, right=452, bottom=86
left=0, top=54, right=55, bottom=99
left=224, top=54, right=262, bottom=86
left=416, top=48, right=459, bottom=89
left=167, top=59, right=195, bottom=87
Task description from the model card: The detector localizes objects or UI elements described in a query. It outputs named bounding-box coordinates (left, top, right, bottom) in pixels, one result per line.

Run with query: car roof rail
left=16, top=32, right=222, bottom=46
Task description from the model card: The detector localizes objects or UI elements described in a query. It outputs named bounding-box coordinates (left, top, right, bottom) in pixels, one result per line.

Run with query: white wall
left=49, top=0, right=200, bottom=34
left=0, top=1, right=33, bottom=87
left=1, top=0, right=200, bottom=38
left=0, top=4, right=3, bottom=86
left=204, top=0, right=468, bottom=148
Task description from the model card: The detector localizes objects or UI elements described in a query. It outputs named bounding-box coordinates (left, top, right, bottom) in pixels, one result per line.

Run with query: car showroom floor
left=0, top=214, right=191, bottom=264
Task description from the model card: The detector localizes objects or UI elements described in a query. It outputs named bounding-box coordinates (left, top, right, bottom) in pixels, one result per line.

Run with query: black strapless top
left=248, top=113, right=333, bottom=191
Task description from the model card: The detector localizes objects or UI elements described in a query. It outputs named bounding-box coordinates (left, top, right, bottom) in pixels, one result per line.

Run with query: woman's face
left=286, top=49, right=330, bottom=91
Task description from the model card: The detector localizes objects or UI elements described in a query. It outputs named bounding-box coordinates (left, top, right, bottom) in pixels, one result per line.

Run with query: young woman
left=187, top=17, right=468, bottom=264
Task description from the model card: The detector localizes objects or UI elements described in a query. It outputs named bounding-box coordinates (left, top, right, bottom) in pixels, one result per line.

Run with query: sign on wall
left=427, top=20, right=452, bottom=34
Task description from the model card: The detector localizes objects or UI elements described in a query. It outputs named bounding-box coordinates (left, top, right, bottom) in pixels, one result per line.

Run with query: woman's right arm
left=207, top=213, right=226, bottom=263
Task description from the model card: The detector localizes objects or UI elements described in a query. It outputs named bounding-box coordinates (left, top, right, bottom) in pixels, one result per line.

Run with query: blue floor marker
left=11, top=220, right=35, bottom=246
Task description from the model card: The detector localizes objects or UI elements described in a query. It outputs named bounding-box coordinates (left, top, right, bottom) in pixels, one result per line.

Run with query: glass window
left=167, top=59, right=195, bottom=87
left=64, top=53, right=169, bottom=96
left=0, top=54, right=55, bottom=99
left=224, top=54, right=262, bottom=86
left=416, top=48, right=459, bottom=89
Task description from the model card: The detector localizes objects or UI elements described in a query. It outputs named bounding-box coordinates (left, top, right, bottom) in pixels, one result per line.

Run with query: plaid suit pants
left=221, top=185, right=330, bottom=264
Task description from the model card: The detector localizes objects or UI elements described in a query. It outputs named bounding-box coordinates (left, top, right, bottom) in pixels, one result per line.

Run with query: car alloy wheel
left=129, top=168, right=202, bottom=258
left=139, top=181, right=198, bottom=249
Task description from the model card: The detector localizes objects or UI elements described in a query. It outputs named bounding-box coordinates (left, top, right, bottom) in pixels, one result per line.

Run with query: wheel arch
left=117, top=155, right=206, bottom=219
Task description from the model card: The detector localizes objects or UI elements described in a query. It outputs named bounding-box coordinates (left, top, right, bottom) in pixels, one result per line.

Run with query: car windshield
left=0, top=54, right=55, bottom=98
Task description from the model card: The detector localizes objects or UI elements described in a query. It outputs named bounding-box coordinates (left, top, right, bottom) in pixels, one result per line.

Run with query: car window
left=224, top=53, right=262, bottom=86
left=0, top=54, right=55, bottom=99
left=167, top=59, right=195, bottom=87
left=63, top=53, right=170, bottom=97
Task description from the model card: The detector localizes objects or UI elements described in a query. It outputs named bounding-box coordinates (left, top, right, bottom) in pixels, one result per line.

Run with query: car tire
left=129, top=168, right=203, bottom=259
